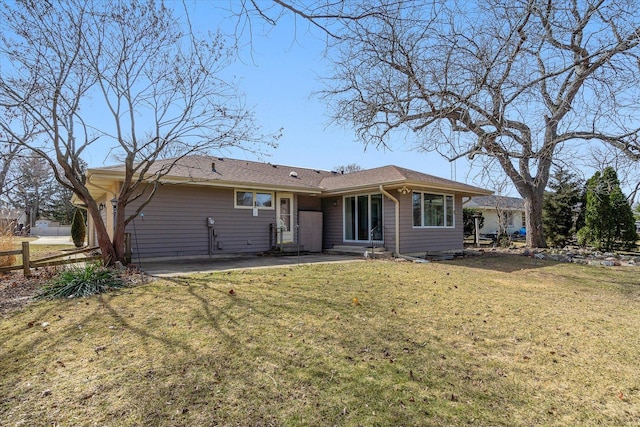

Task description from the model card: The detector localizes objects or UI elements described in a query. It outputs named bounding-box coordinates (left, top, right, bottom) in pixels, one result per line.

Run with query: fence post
left=22, top=241, right=30, bottom=277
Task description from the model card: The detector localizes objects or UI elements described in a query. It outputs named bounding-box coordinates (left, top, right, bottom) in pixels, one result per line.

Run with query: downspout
left=379, top=185, right=400, bottom=257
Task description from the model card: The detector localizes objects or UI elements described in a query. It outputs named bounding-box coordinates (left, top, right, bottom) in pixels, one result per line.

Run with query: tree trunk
left=85, top=201, right=118, bottom=266
left=523, top=187, right=546, bottom=248
left=112, top=200, right=127, bottom=264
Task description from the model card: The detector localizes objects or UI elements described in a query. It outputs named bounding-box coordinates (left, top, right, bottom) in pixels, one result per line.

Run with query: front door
left=276, top=193, right=294, bottom=244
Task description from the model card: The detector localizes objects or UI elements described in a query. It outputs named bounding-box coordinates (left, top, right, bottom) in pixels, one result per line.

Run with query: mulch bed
left=0, top=268, right=59, bottom=316
left=1, top=266, right=149, bottom=316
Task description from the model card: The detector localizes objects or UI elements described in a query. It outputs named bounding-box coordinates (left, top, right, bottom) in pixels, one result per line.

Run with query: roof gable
left=320, top=165, right=490, bottom=195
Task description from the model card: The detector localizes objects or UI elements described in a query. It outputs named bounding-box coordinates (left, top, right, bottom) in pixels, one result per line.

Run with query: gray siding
left=125, top=184, right=278, bottom=259
left=125, top=184, right=465, bottom=258
left=382, top=194, right=396, bottom=253
left=398, top=193, right=464, bottom=254
left=321, top=194, right=395, bottom=251
left=297, top=195, right=321, bottom=211
left=322, top=190, right=462, bottom=254
left=321, top=196, right=343, bottom=249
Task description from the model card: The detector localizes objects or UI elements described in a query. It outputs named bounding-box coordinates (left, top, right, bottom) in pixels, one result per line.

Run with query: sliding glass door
left=344, top=194, right=383, bottom=242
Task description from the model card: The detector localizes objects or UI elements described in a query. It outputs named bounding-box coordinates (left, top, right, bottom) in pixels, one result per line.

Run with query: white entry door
left=276, top=193, right=294, bottom=244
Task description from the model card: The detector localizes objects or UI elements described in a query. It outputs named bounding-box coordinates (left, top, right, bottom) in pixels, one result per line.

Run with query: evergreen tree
left=71, top=209, right=86, bottom=248
left=578, top=167, right=638, bottom=251
left=40, top=185, right=76, bottom=224
left=542, top=168, right=583, bottom=247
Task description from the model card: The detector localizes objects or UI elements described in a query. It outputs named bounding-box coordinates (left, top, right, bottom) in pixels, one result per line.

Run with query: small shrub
left=71, top=209, right=86, bottom=248
left=497, top=233, right=511, bottom=248
left=37, top=262, right=125, bottom=299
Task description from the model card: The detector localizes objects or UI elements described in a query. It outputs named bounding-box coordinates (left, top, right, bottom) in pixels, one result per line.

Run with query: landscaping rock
left=547, top=254, right=571, bottom=263
left=483, top=247, right=640, bottom=268
left=571, top=258, right=589, bottom=265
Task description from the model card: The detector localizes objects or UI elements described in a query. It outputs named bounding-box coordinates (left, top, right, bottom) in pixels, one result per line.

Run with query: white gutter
left=379, top=185, right=401, bottom=256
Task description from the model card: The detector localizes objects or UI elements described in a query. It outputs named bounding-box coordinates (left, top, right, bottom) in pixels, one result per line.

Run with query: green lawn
left=1, top=254, right=639, bottom=426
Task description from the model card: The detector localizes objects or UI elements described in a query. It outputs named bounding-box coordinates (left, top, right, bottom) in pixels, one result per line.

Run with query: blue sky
left=213, top=4, right=472, bottom=182
left=84, top=1, right=472, bottom=187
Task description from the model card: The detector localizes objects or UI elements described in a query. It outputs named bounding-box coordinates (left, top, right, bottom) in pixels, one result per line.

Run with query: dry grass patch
left=0, top=230, right=17, bottom=267
left=1, top=254, right=639, bottom=426
left=0, top=237, right=75, bottom=268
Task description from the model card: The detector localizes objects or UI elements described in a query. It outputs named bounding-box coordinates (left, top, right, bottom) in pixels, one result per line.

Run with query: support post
left=473, top=214, right=481, bottom=248
left=22, top=241, right=30, bottom=277
left=124, top=233, right=132, bottom=264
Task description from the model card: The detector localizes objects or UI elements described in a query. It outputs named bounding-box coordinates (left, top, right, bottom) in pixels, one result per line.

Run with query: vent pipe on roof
left=289, top=171, right=298, bottom=178
left=211, top=162, right=216, bottom=172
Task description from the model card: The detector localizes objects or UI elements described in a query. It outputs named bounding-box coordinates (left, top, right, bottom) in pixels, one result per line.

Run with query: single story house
left=464, top=195, right=525, bottom=236
left=81, top=156, right=491, bottom=260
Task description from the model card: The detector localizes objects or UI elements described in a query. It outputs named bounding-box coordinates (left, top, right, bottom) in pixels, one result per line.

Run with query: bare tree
left=0, top=113, right=34, bottom=198
left=0, top=141, right=20, bottom=201
left=0, top=0, right=275, bottom=264
left=230, top=0, right=386, bottom=40
left=240, top=0, right=640, bottom=247
left=4, top=155, right=55, bottom=232
left=324, top=0, right=640, bottom=247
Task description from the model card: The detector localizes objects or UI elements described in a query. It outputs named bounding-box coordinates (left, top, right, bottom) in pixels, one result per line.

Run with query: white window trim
left=412, top=192, right=455, bottom=228
left=234, top=189, right=275, bottom=210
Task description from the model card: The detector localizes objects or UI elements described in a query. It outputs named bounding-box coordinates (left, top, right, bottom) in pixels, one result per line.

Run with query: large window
left=412, top=192, right=454, bottom=228
left=344, top=194, right=383, bottom=241
left=234, top=190, right=274, bottom=209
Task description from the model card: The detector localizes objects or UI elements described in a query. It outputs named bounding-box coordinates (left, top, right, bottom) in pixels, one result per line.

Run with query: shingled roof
left=466, top=195, right=524, bottom=210
left=91, top=156, right=333, bottom=192
left=89, top=155, right=491, bottom=196
left=320, top=165, right=490, bottom=195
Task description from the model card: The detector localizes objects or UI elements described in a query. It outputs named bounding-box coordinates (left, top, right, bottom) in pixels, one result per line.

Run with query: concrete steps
left=326, top=245, right=393, bottom=259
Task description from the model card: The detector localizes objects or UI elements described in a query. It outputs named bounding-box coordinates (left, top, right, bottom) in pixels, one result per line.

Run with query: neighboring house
left=464, top=195, right=525, bottom=236
left=79, top=156, right=491, bottom=260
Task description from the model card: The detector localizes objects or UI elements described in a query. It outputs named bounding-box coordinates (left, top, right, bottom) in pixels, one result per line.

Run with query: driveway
left=31, top=236, right=73, bottom=245
left=139, top=253, right=364, bottom=277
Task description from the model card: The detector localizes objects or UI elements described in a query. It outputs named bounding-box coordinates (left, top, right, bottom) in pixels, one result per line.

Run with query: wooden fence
left=0, top=242, right=101, bottom=277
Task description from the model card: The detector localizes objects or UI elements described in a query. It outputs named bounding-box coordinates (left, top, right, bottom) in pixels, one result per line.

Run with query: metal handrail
left=369, top=225, right=384, bottom=252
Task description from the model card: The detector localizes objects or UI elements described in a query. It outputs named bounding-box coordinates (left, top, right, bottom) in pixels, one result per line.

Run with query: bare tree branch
left=309, top=0, right=640, bottom=247
left=0, top=0, right=276, bottom=264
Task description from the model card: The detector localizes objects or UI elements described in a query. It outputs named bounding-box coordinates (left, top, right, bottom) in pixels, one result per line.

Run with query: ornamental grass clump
left=37, top=262, right=124, bottom=299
